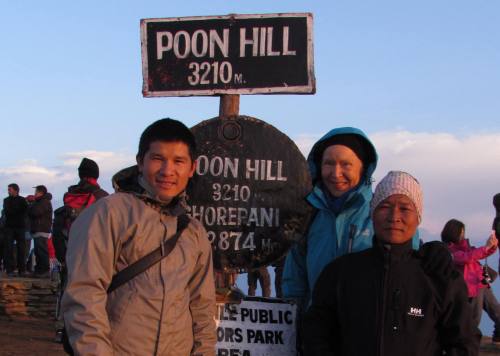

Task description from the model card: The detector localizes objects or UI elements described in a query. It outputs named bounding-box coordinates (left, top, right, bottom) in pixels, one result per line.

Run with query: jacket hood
left=111, top=165, right=187, bottom=216
left=449, top=238, right=471, bottom=251
left=373, top=235, right=414, bottom=258
left=307, top=127, right=378, bottom=185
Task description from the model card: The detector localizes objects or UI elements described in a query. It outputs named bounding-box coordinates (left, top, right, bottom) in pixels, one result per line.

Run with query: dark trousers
left=273, top=257, right=285, bottom=298
left=471, top=287, right=500, bottom=336
left=275, top=264, right=284, bottom=298
left=5, top=228, right=26, bottom=274
left=0, top=230, right=6, bottom=270
left=33, top=236, right=49, bottom=273
left=248, top=267, right=271, bottom=297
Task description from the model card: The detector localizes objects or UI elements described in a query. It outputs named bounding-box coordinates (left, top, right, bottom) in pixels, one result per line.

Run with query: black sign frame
left=141, top=13, right=315, bottom=97
left=188, top=116, right=312, bottom=272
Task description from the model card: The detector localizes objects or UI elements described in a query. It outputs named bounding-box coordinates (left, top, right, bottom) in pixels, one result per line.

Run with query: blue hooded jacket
left=282, top=127, right=419, bottom=306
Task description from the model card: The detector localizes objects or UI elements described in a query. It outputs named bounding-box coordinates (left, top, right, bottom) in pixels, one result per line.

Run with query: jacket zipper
left=153, top=217, right=169, bottom=356
left=347, top=224, right=357, bottom=253
left=391, top=288, right=401, bottom=333
left=377, top=248, right=391, bottom=356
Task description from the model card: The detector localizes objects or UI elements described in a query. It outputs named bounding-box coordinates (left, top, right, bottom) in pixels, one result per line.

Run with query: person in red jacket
left=442, top=218, right=500, bottom=342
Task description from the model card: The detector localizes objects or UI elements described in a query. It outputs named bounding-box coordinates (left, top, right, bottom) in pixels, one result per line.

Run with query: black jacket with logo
left=303, top=239, right=479, bottom=356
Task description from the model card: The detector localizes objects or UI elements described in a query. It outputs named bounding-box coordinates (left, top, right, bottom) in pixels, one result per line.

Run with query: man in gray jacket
left=62, top=119, right=216, bottom=355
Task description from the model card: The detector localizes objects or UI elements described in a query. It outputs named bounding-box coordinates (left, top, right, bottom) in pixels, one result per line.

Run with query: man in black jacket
left=303, top=171, right=479, bottom=356
left=3, top=183, right=28, bottom=277
left=27, top=185, right=53, bottom=278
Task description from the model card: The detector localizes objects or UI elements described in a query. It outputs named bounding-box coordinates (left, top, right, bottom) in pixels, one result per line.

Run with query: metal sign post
left=216, top=93, right=240, bottom=296
left=219, top=95, right=240, bottom=118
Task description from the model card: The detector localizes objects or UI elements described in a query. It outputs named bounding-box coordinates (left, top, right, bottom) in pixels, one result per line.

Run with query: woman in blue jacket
left=282, top=127, right=418, bottom=307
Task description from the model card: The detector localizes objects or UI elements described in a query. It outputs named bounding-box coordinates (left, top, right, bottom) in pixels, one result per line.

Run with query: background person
left=52, top=157, right=108, bottom=265
left=247, top=266, right=271, bottom=297
left=3, top=183, right=28, bottom=277
left=53, top=158, right=109, bottom=343
left=273, top=256, right=285, bottom=298
left=442, top=218, right=500, bottom=343
left=303, top=171, right=479, bottom=355
left=0, top=211, right=6, bottom=273
left=73, top=157, right=109, bottom=200
left=493, top=193, right=500, bottom=272
left=27, top=185, right=53, bottom=278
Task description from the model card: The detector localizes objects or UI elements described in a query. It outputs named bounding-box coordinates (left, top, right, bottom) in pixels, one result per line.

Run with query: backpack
left=52, top=192, right=96, bottom=263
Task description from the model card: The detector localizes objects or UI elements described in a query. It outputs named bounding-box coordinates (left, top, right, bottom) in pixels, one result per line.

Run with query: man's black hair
left=137, top=118, right=196, bottom=161
left=441, top=218, right=465, bottom=244
left=8, top=183, right=19, bottom=192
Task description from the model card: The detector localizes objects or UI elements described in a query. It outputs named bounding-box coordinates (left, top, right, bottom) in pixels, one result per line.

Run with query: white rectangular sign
left=215, top=299, right=297, bottom=356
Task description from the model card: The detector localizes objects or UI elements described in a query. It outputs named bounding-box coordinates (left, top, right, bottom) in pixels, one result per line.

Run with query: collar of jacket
left=112, top=165, right=187, bottom=217
left=449, top=238, right=470, bottom=251
left=68, top=179, right=101, bottom=194
left=372, top=236, right=414, bottom=264
left=35, top=193, right=52, bottom=202
left=81, top=177, right=99, bottom=186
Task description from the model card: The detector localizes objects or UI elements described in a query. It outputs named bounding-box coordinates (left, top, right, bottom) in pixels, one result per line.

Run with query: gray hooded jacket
left=61, top=166, right=216, bottom=356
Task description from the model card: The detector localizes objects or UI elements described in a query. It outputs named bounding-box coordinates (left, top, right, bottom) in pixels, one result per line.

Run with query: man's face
left=373, top=194, right=419, bottom=244
left=34, top=189, right=43, bottom=198
left=7, top=187, right=17, bottom=197
left=137, top=140, right=195, bottom=202
left=321, top=145, right=364, bottom=197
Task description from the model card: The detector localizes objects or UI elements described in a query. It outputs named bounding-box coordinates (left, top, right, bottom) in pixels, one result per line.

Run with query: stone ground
left=0, top=318, right=65, bottom=356
left=0, top=317, right=499, bottom=355
left=482, top=338, right=500, bottom=356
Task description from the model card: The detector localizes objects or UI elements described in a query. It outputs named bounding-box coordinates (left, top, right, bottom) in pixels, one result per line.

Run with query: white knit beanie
left=370, top=171, right=423, bottom=222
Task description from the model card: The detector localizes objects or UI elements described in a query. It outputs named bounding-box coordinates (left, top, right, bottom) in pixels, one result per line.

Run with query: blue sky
left=2, top=1, right=499, bottom=150
left=1, top=0, right=500, bottom=333
left=2, top=0, right=498, bottom=236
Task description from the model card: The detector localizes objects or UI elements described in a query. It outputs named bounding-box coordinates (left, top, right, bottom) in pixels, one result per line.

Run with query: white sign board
left=215, top=299, right=297, bottom=356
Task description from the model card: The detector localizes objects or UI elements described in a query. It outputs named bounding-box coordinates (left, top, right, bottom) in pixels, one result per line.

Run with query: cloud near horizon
left=0, top=151, right=135, bottom=207
left=1, top=131, right=498, bottom=246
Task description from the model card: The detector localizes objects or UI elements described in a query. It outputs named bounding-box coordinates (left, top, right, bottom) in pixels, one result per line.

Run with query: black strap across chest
left=107, top=214, right=190, bottom=294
